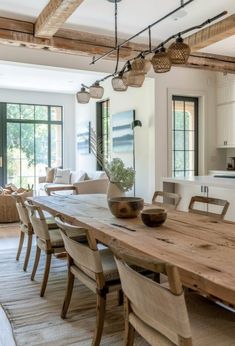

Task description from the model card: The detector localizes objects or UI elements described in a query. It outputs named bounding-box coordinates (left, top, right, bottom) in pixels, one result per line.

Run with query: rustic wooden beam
left=35, top=0, right=85, bottom=38
left=0, top=17, right=146, bottom=60
left=0, top=17, right=235, bottom=74
left=184, top=13, right=235, bottom=52
left=184, top=53, right=235, bottom=74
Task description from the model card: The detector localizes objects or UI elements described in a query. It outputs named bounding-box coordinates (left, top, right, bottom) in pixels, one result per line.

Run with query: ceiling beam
left=184, top=13, right=235, bottom=52
left=183, top=53, right=235, bottom=74
left=35, top=0, right=85, bottom=38
left=0, top=17, right=146, bottom=60
left=0, top=17, right=235, bottom=74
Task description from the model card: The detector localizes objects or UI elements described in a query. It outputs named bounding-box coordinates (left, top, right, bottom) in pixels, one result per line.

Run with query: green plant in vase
left=106, top=158, right=135, bottom=192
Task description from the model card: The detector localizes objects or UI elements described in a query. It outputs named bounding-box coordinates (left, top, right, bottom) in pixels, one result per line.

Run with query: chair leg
left=16, top=231, right=25, bottom=261
left=124, top=296, right=135, bottom=346
left=118, top=289, right=124, bottom=306
left=23, top=233, right=33, bottom=272
left=92, top=293, right=106, bottom=346
left=40, top=253, right=52, bottom=297
left=31, top=246, right=41, bottom=281
left=61, top=270, right=75, bottom=319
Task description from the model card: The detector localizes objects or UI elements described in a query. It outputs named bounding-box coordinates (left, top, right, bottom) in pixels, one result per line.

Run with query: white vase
left=107, top=182, right=125, bottom=199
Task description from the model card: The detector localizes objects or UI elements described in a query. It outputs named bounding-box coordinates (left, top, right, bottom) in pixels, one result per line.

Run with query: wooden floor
left=0, top=224, right=148, bottom=346
left=0, top=222, right=19, bottom=346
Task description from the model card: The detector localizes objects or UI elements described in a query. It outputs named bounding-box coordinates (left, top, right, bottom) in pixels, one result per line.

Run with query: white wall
left=0, top=88, right=76, bottom=170
left=154, top=67, right=225, bottom=189
left=76, top=78, right=155, bottom=202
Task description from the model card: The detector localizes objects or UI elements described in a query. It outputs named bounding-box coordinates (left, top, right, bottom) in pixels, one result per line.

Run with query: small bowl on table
left=108, top=197, right=144, bottom=218
left=141, top=208, right=167, bottom=227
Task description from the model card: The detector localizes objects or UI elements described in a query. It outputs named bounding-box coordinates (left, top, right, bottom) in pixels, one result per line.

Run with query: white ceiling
left=0, top=61, right=103, bottom=93
left=0, top=0, right=234, bottom=93
left=0, top=0, right=235, bottom=52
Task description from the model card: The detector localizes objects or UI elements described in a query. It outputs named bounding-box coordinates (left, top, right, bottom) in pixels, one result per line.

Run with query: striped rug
left=0, top=246, right=147, bottom=346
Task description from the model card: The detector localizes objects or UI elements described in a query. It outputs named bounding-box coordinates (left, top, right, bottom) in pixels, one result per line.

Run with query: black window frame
left=0, top=102, right=63, bottom=187
left=96, top=99, right=110, bottom=170
left=172, top=95, right=199, bottom=177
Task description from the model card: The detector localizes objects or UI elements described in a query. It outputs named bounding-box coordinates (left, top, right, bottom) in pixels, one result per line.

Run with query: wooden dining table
left=30, top=194, right=235, bottom=306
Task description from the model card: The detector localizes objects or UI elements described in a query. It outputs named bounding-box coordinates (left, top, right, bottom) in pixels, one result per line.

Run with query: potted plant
left=106, top=158, right=135, bottom=198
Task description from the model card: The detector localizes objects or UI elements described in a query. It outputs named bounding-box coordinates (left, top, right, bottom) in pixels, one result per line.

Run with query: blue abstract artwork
left=112, top=110, right=135, bottom=153
left=77, top=121, right=91, bottom=155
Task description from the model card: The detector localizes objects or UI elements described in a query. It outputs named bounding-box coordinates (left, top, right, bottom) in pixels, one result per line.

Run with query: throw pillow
left=0, top=187, right=3, bottom=195
left=53, top=168, right=71, bottom=184
left=45, top=167, right=56, bottom=183
left=74, top=171, right=89, bottom=183
left=5, top=183, right=18, bottom=192
left=71, top=170, right=87, bottom=184
left=89, top=171, right=107, bottom=180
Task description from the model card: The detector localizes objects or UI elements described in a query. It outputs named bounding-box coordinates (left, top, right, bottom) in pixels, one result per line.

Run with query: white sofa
left=38, top=170, right=108, bottom=196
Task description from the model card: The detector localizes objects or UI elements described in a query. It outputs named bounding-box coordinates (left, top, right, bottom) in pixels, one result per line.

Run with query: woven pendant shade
left=112, top=74, right=128, bottom=91
left=132, top=56, right=151, bottom=74
left=89, top=82, right=104, bottom=99
left=168, top=36, right=191, bottom=64
left=151, top=47, right=172, bottom=73
left=76, top=87, right=90, bottom=104
left=124, top=70, right=145, bottom=87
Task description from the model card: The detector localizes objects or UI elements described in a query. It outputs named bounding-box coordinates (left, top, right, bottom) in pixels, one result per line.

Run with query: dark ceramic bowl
left=141, top=208, right=167, bottom=227
left=108, top=197, right=144, bottom=218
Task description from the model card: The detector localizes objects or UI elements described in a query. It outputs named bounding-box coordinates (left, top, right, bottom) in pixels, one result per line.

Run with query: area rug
left=0, top=246, right=147, bottom=346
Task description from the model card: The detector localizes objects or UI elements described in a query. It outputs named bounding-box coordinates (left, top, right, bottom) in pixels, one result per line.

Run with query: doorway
left=0, top=102, right=63, bottom=188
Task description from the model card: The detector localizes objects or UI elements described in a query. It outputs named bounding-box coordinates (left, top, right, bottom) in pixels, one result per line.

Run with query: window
left=172, top=96, right=198, bottom=177
left=0, top=103, right=63, bottom=188
left=96, top=99, right=110, bottom=170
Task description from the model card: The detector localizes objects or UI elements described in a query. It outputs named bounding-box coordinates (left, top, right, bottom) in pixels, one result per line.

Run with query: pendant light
left=89, top=81, right=104, bottom=99
left=123, top=61, right=145, bottom=88
left=76, top=87, right=90, bottom=104
left=151, top=46, right=172, bottom=73
left=131, top=55, right=151, bottom=74
left=168, top=35, right=191, bottom=64
left=111, top=72, right=128, bottom=92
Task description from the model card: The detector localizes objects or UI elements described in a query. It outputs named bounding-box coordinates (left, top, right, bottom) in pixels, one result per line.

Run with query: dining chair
left=110, top=240, right=235, bottom=346
left=188, top=195, right=229, bottom=219
left=55, top=216, right=122, bottom=346
left=14, top=194, right=34, bottom=272
left=13, top=193, right=59, bottom=271
left=152, top=190, right=181, bottom=209
left=25, top=201, right=87, bottom=297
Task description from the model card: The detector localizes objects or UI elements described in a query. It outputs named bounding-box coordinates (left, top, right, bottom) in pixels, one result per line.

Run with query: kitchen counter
left=162, top=175, right=235, bottom=189
left=162, top=175, right=235, bottom=221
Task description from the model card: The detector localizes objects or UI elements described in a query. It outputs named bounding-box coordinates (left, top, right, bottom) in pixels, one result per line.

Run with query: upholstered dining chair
left=13, top=194, right=34, bottom=272
left=13, top=193, right=58, bottom=271
left=188, top=195, right=229, bottom=220
left=25, top=201, right=87, bottom=297
left=110, top=240, right=235, bottom=346
left=152, top=191, right=181, bottom=209
left=55, top=216, right=122, bottom=346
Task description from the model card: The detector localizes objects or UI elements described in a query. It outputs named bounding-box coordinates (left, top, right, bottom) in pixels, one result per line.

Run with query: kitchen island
left=162, top=175, right=235, bottom=221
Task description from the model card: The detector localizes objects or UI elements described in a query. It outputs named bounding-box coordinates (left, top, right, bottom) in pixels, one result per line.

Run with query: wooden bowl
left=108, top=197, right=144, bottom=218
left=141, top=208, right=167, bottom=227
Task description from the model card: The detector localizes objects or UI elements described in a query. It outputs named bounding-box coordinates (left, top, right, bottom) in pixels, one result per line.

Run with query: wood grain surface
left=30, top=194, right=235, bottom=305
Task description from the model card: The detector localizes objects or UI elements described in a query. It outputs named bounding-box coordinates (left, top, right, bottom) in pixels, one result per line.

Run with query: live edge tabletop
left=30, top=194, right=235, bottom=306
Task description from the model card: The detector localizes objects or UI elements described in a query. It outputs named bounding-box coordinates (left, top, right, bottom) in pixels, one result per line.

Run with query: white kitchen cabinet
left=163, top=178, right=235, bottom=221
left=217, top=103, right=235, bottom=148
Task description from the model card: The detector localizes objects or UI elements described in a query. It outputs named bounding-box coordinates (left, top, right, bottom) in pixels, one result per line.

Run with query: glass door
left=0, top=103, right=6, bottom=186
left=0, top=103, right=63, bottom=189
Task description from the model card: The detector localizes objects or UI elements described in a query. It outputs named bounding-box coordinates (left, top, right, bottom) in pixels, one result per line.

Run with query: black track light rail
left=90, top=0, right=195, bottom=66
left=91, top=10, right=227, bottom=85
